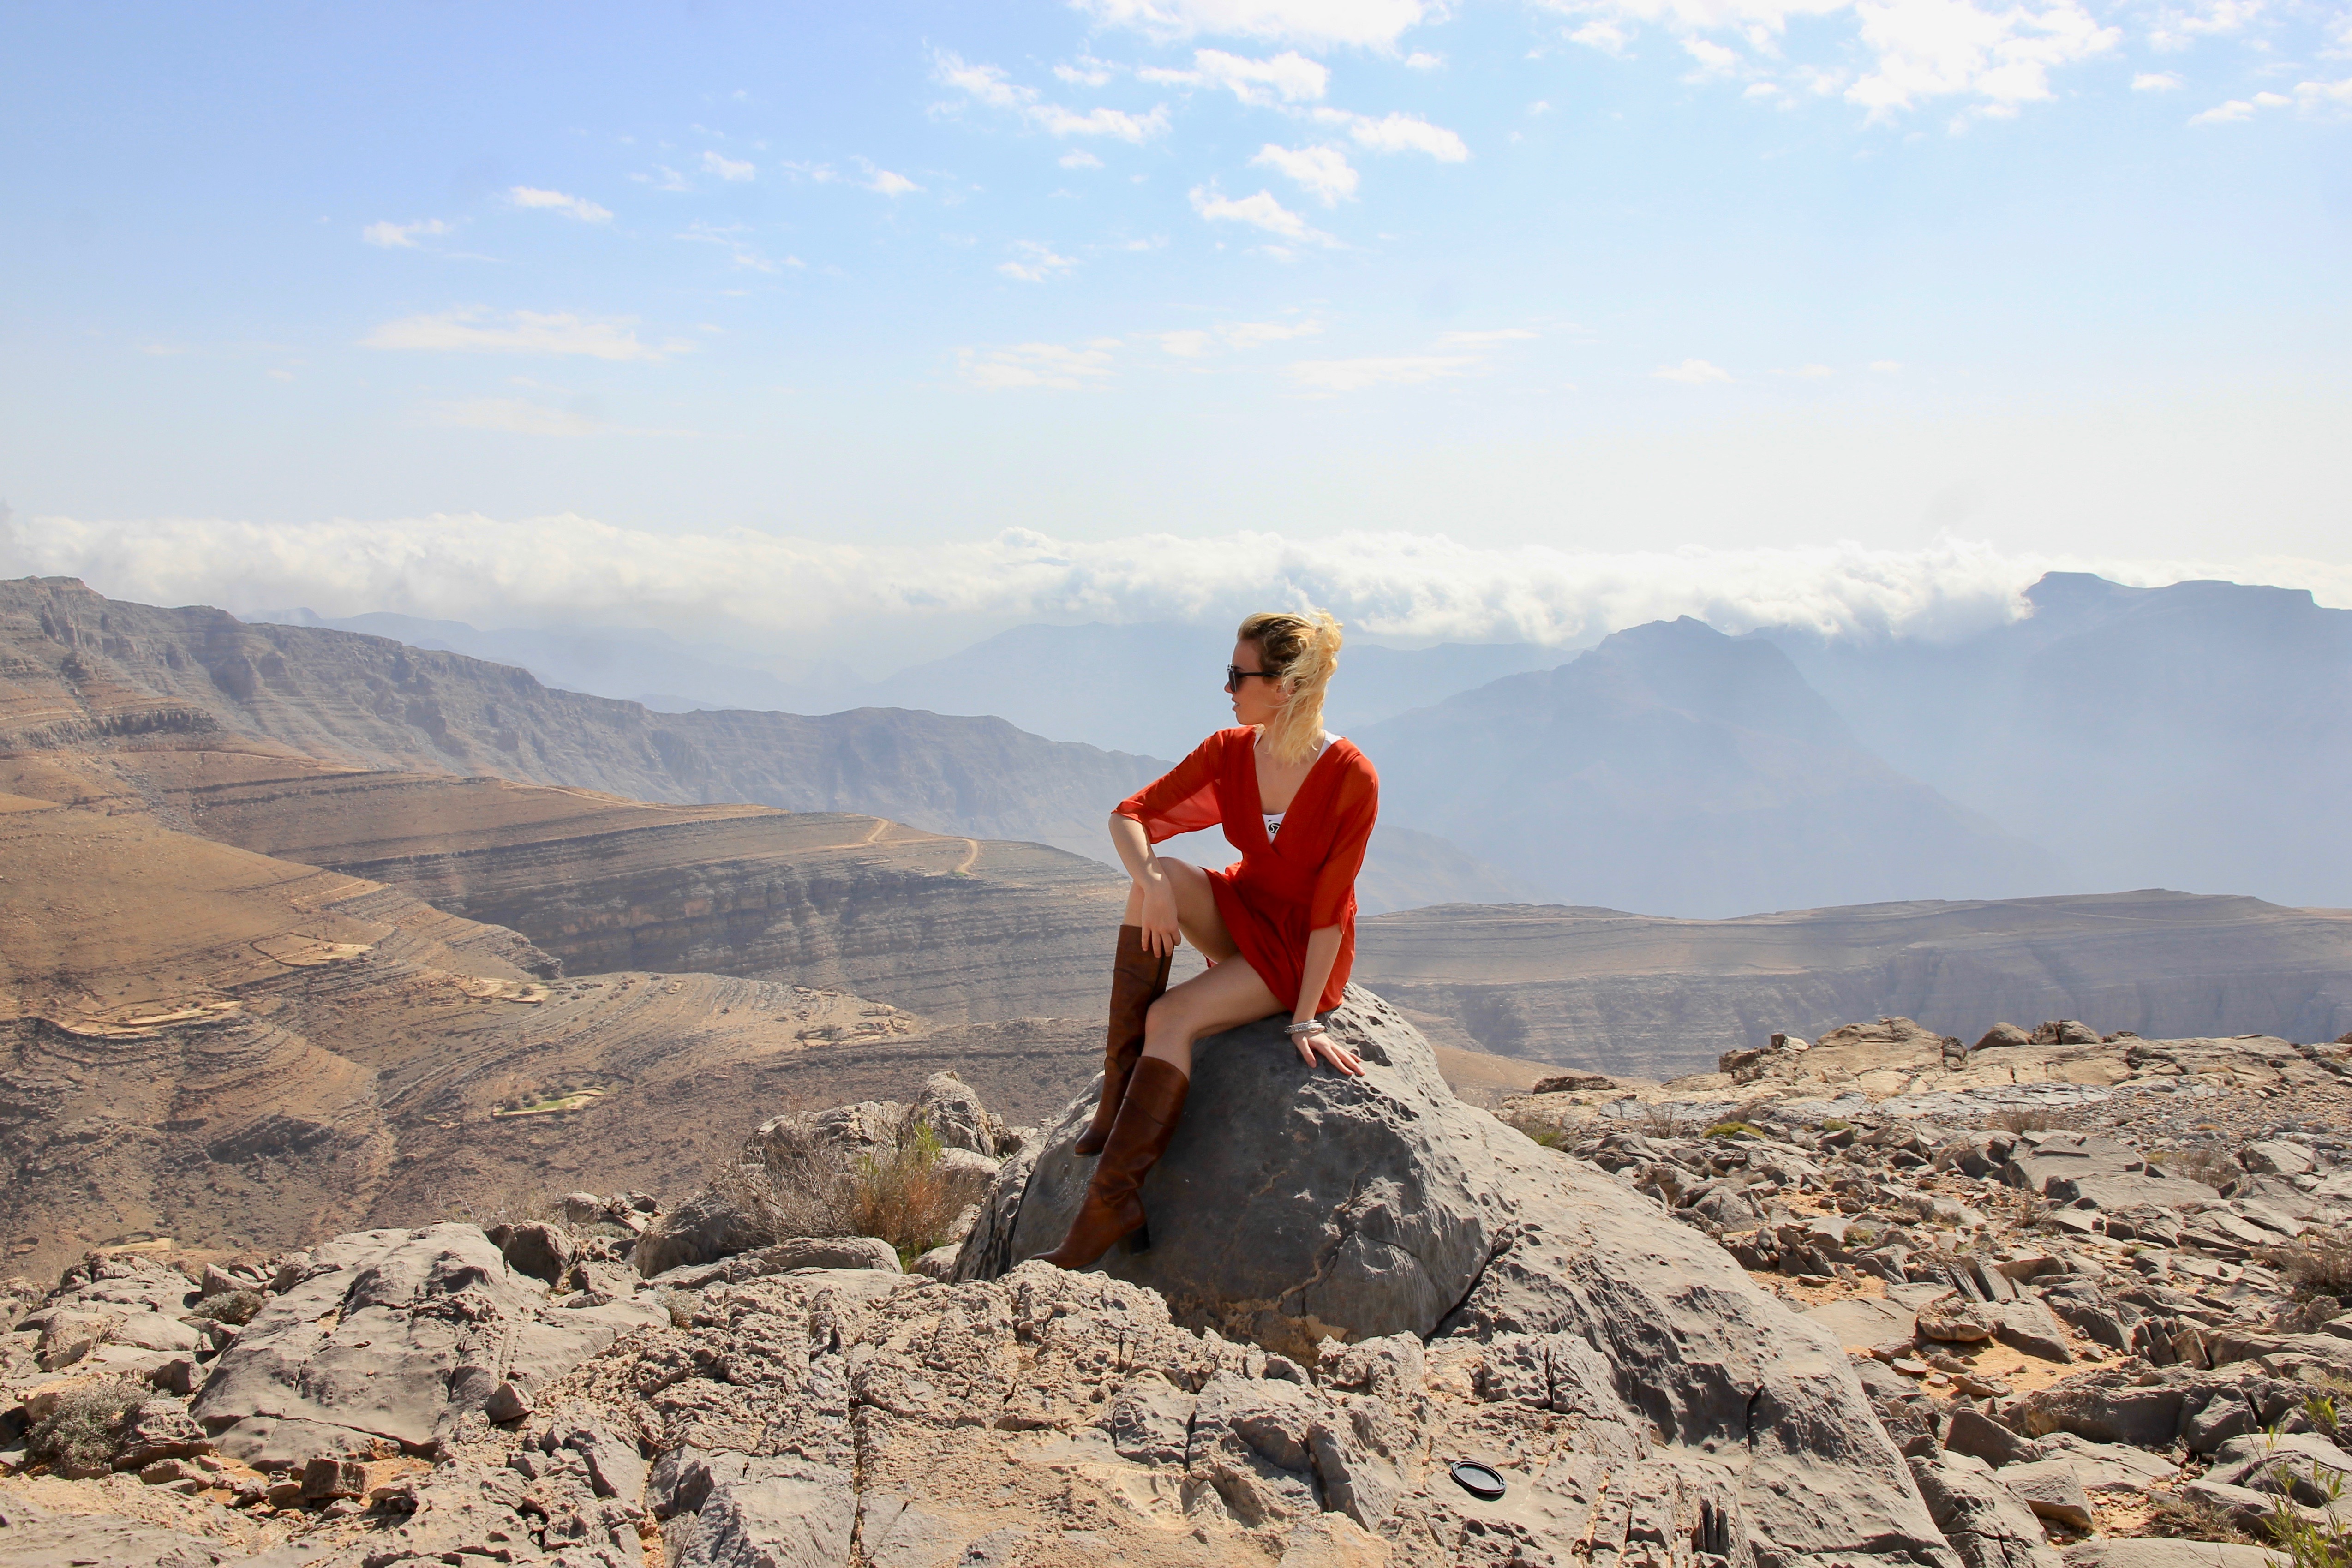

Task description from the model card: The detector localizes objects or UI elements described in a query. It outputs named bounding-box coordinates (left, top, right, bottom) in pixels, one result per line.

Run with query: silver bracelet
left=1283, top=1020, right=1326, bottom=1035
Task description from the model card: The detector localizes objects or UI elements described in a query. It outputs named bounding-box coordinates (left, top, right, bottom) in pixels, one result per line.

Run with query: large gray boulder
left=190, top=1223, right=664, bottom=1463
left=971, top=986, right=1960, bottom=1568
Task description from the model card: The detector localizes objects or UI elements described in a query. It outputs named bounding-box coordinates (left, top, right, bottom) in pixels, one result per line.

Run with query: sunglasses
left=1225, top=664, right=1281, bottom=693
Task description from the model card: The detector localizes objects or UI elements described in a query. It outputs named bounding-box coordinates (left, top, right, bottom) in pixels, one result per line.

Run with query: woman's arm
left=1109, top=811, right=1181, bottom=958
left=1289, top=925, right=1363, bottom=1076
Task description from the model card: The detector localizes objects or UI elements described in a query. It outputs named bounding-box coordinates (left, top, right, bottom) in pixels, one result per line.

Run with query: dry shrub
left=28, top=1376, right=144, bottom=1473
left=2263, top=1235, right=2352, bottom=1300
left=2152, top=1144, right=2242, bottom=1190
left=1640, top=1105, right=1691, bottom=1138
left=714, top=1111, right=994, bottom=1268
left=1991, top=1109, right=2054, bottom=1134
left=1505, top=1116, right=1565, bottom=1150
left=845, top=1122, right=995, bottom=1267
left=189, top=1289, right=263, bottom=1325
left=2133, top=1490, right=2255, bottom=1545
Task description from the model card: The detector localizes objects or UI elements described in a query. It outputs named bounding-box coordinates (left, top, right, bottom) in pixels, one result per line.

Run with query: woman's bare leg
left=1123, top=857, right=1241, bottom=963
left=1139, top=955, right=1281, bottom=1077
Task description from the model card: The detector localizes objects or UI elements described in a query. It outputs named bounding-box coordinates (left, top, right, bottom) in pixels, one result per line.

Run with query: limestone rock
left=1909, top=1450, right=2065, bottom=1568
left=486, top=1221, right=578, bottom=1286
left=2243, top=1140, right=2316, bottom=1177
left=985, top=987, right=1958, bottom=1568
left=633, top=1187, right=768, bottom=1278
left=915, top=1070, right=1010, bottom=1157
left=0, top=1502, right=229, bottom=1568
left=190, top=1222, right=664, bottom=1458
left=1919, top=1298, right=1998, bottom=1344
left=2064, top=1543, right=2282, bottom=1568
left=1996, top=1458, right=2095, bottom=1530
left=744, top=1236, right=900, bottom=1274
left=1975, top=1023, right=2033, bottom=1051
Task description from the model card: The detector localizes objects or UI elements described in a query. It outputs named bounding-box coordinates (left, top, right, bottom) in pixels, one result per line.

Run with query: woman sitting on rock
left=1042, top=608, right=1379, bottom=1270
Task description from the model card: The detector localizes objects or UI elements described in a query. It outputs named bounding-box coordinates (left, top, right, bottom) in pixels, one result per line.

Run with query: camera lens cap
left=1448, top=1460, right=1507, bottom=1500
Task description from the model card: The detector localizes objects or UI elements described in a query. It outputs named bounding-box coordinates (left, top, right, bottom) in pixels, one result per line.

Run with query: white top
left=1260, top=732, right=1338, bottom=843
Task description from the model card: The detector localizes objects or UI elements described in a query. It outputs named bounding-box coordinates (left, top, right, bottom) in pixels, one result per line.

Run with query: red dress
left=1114, top=728, right=1379, bottom=1015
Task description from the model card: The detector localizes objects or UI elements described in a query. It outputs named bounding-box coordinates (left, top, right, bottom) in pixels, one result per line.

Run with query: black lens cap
left=1449, top=1460, right=1507, bottom=1501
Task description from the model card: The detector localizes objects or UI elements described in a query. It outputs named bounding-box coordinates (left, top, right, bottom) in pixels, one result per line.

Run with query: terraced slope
left=0, top=792, right=1079, bottom=1280
left=126, top=755, right=1142, bottom=1023
left=1356, top=890, right=2352, bottom=1079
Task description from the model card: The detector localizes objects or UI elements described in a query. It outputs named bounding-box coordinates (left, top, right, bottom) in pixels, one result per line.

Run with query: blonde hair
left=1238, top=608, right=1342, bottom=765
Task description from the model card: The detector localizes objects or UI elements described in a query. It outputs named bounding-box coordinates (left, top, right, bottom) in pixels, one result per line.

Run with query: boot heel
left=1124, top=1220, right=1152, bottom=1255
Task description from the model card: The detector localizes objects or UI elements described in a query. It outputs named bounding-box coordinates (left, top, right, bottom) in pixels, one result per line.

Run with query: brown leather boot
left=1073, top=925, right=1171, bottom=1156
left=1040, top=1056, right=1190, bottom=1270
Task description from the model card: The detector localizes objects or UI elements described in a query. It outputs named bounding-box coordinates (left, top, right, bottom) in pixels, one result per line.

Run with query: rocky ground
left=6, top=1006, right=2352, bottom=1567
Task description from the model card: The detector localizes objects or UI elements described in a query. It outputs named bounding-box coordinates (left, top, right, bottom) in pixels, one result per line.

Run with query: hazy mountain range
left=200, top=570, right=2352, bottom=916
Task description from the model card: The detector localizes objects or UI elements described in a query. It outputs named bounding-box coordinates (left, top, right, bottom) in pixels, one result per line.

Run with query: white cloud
left=644, top=165, right=694, bottom=192
left=1189, top=184, right=1339, bottom=244
left=1405, top=50, right=1444, bottom=67
left=1143, top=48, right=1330, bottom=104
left=702, top=150, right=757, bottom=181
left=360, top=309, right=694, bottom=361
left=1684, top=36, right=1742, bottom=75
left=1315, top=108, right=1471, bottom=159
left=2149, top=0, right=2262, bottom=51
left=1653, top=358, right=1733, bottom=383
left=782, top=161, right=840, bottom=183
left=1060, top=149, right=1106, bottom=168
left=1570, top=18, right=1634, bottom=53
left=678, top=221, right=794, bottom=273
left=1290, top=354, right=1479, bottom=391
left=1055, top=56, right=1117, bottom=86
left=1438, top=328, right=1540, bottom=345
left=1844, top=0, right=2120, bottom=119
left=2301, top=76, right=2352, bottom=109
left=2132, top=71, right=2184, bottom=90
left=1251, top=143, right=1359, bottom=204
left=25, top=515, right=2221, bottom=655
left=2188, top=90, right=2288, bottom=122
left=1072, top=0, right=1432, bottom=49
left=1540, top=0, right=2120, bottom=119
left=1150, top=317, right=1323, bottom=355
left=863, top=166, right=922, bottom=196
left=363, top=218, right=453, bottom=248
left=425, top=398, right=612, bottom=436
left=509, top=186, right=613, bottom=222
left=933, top=51, right=1172, bottom=141
left=998, top=240, right=1079, bottom=281
left=957, top=339, right=1120, bottom=389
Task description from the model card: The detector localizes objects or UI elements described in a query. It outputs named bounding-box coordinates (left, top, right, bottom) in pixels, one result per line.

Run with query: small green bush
left=1705, top=1121, right=1768, bottom=1140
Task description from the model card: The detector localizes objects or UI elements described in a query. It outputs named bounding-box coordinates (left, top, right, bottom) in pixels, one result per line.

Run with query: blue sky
left=3, top=0, right=2346, bottom=664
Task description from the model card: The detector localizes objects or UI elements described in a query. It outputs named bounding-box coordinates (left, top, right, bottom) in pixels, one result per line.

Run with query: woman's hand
left=1291, top=1022, right=1364, bottom=1076
left=1137, top=868, right=1182, bottom=958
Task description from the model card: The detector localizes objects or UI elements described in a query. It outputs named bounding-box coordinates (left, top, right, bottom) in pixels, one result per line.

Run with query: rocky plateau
left=6, top=996, right=2352, bottom=1568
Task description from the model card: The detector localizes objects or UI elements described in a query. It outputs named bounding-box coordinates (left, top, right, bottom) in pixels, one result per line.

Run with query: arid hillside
left=0, top=791, right=1067, bottom=1280
left=0, top=784, right=1544, bottom=1282
left=1358, top=889, right=2352, bottom=1078
left=98, top=752, right=1145, bottom=1023
left=0, top=575, right=1160, bottom=862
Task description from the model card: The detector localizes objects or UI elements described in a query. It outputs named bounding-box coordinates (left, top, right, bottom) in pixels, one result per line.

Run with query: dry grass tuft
left=2131, top=1490, right=2256, bottom=1545
left=1991, top=1109, right=2055, bottom=1134
left=713, top=1111, right=993, bottom=1268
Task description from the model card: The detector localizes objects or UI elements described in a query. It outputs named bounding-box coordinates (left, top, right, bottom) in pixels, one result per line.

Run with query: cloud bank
left=12, top=513, right=2345, bottom=673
